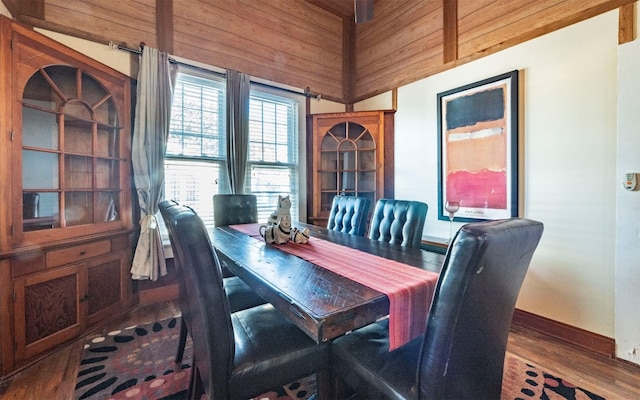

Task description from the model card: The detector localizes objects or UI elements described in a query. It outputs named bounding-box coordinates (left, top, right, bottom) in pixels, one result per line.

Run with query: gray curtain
left=130, top=47, right=178, bottom=280
left=226, top=70, right=251, bottom=194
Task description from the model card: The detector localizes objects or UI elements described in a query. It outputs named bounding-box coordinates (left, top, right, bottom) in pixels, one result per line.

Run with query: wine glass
left=445, top=200, right=460, bottom=242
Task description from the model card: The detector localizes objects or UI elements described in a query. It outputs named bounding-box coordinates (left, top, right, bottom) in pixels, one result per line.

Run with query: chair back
left=160, top=201, right=235, bottom=399
left=327, top=195, right=371, bottom=236
left=213, top=194, right=258, bottom=226
left=419, top=218, right=543, bottom=399
left=158, top=200, right=192, bottom=329
left=368, top=198, right=427, bottom=248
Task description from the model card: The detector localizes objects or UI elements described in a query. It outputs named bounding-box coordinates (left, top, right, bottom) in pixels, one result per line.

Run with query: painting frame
left=437, top=70, right=519, bottom=223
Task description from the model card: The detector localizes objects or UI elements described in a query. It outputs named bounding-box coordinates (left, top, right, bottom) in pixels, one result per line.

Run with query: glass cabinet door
left=21, top=66, right=121, bottom=232
left=319, top=121, right=377, bottom=212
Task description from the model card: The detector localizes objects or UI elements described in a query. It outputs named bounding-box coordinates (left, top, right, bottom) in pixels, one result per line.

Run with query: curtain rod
left=109, top=42, right=321, bottom=100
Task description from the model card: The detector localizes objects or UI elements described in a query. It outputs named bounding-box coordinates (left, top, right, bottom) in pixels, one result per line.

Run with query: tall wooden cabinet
left=307, top=110, right=395, bottom=227
left=0, top=16, right=134, bottom=376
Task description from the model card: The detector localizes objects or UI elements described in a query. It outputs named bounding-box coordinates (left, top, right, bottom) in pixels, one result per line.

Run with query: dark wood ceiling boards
left=2, top=0, right=635, bottom=104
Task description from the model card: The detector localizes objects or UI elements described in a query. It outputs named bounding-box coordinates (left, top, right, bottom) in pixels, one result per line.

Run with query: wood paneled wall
left=351, top=0, right=635, bottom=102
left=171, top=0, right=343, bottom=100
left=354, top=0, right=444, bottom=102
left=5, top=0, right=635, bottom=104
left=14, top=0, right=344, bottom=101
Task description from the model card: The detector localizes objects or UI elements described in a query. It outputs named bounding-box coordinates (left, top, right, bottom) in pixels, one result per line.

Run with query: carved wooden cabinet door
left=13, top=265, right=84, bottom=363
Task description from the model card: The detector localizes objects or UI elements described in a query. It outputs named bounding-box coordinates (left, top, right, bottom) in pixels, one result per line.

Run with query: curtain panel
left=131, top=47, right=178, bottom=280
left=225, top=70, right=250, bottom=194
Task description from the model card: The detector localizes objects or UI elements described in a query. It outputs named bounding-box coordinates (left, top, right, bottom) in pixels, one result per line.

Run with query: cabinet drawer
left=46, top=240, right=111, bottom=268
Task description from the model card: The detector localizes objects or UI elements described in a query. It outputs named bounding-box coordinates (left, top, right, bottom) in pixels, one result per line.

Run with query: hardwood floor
left=507, top=323, right=640, bottom=399
left=0, top=300, right=639, bottom=399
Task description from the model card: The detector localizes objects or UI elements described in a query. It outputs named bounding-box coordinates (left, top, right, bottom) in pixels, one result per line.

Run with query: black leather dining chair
left=159, top=200, right=265, bottom=363
left=330, top=218, right=544, bottom=400
left=327, top=195, right=371, bottom=236
left=163, top=202, right=330, bottom=400
left=213, top=193, right=259, bottom=227
left=213, top=194, right=263, bottom=277
left=368, top=198, right=428, bottom=248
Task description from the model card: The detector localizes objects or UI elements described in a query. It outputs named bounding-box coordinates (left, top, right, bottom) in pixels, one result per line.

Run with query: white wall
left=35, top=30, right=134, bottom=77
left=616, top=11, right=640, bottom=364
left=359, top=11, right=623, bottom=344
left=0, top=2, right=10, bottom=17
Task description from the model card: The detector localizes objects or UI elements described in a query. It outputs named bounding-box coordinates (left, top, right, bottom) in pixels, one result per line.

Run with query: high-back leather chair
left=164, top=203, right=329, bottom=400
left=213, top=194, right=258, bottom=227
left=159, top=200, right=265, bottom=363
left=331, top=218, right=544, bottom=400
left=327, top=195, right=371, bottom=236
left=368, top=198, right=428, bottom=248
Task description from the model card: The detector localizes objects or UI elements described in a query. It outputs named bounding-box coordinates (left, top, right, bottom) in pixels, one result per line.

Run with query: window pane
left=164, top=159, right=224, bottom=228
left=248, top=92, right=297, bottom=164
left=248, top=164, right=298, bottom=222
left=168, top=74, right=226, bottom=158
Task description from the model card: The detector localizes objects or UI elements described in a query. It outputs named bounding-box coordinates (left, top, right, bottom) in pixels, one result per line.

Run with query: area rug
left=73, top=317, right=604, bottom=400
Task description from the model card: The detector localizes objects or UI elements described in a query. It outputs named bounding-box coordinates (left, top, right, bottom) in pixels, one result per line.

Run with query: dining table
left=208, top=222, right=446, bottom=349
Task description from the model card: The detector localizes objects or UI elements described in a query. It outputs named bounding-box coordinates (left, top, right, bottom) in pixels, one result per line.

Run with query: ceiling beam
left=156, top=0, right=173, bottom=53
left=343, top=15, right=355, bottom=109
left=443, top=0, right=458, bottom=64
left=619, top=2, right=635, bottom=44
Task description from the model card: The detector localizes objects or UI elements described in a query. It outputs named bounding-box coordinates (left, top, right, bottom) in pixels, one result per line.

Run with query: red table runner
left=229, top=223, right=439, bottom=350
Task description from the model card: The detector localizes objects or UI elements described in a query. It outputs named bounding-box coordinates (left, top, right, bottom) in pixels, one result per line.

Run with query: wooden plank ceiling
left=1, top=0, right=635, bottom=105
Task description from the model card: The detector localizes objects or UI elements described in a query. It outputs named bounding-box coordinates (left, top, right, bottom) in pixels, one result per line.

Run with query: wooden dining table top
left=208, top=223, right=446, bottom=344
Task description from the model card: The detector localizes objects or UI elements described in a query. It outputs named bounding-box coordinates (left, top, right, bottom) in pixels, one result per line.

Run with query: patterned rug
left=73, top=317, right=604, bottom=400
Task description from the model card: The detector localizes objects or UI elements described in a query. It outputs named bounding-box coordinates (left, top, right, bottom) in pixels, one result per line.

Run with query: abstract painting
left=437, top=71, right=519, bottom=222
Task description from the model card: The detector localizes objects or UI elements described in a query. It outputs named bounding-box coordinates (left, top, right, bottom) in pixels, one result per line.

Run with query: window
left=247, top=89, right=300, bottom=222
left=163, top=71, right=227, bottom=228
left=162, top=68, right=303, bottom=230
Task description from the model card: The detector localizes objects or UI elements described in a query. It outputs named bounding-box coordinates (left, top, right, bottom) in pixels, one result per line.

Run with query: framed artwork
left=437, top=70, right=519, bottom=222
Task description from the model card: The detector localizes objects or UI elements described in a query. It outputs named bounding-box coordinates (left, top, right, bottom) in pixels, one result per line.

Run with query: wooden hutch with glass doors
left=0, top=16, right=134, bottom=377
left=307, top=110, right=395, bottom=228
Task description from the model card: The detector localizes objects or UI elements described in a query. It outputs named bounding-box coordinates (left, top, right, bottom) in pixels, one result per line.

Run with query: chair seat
left=229, top=303, right=330, bottom=399
left=224, top=276, right=266, bottom=313
left=331, top=320, right=421, bottom=400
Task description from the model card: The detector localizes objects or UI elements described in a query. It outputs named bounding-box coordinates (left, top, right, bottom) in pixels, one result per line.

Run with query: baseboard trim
left=512, top=309, right=615, bottom=358
left=138, top=284, right=179, bottom=306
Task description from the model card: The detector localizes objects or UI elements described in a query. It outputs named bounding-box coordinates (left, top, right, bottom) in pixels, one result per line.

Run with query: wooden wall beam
left=443, top=0, right=458, bottom=64
left=344, top=16, right=355, bottom=109
left=156, top=0, right=173, bottom=53
left=20, top=0, right=44, bottom=20
left=619, top=2, right=635, bottom=44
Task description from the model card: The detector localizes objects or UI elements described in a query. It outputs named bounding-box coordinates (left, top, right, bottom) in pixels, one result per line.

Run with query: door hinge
left=10, top=38, right=13, bottom=50
left=10, top=224, right=15, bottom=236
left=10, top=131, right=14, bottom=142
left=13, top=341, right=17, bottom=352
left=12, top=291, right=16, bottom=302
